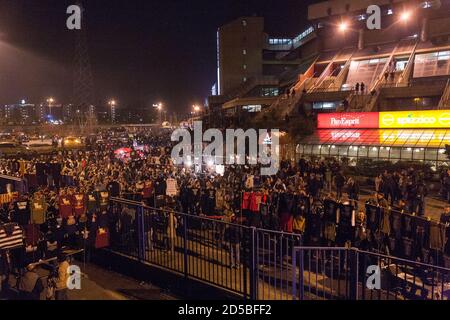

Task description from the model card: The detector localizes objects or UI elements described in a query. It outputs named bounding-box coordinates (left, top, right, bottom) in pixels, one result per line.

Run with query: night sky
left=0, top=0, right=316, bottom=114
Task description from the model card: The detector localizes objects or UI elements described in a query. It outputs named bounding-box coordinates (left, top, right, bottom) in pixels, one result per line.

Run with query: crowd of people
left=0, top=128, right=450, bottom=299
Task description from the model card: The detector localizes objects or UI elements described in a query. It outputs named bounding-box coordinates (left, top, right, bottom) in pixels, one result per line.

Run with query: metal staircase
left=438, top=79, right=450, bottom=109
left=397, top=40, right=419, bottom=87
left=256, top=58, right=318, bottom=121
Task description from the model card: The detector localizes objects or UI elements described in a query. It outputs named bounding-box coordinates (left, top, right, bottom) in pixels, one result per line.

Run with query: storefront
left=297, top=110, right=450, bottom=169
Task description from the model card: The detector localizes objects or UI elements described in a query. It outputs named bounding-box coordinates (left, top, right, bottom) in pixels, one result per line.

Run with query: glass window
left=368, top=146, right=379, bottom=159
left=338, top=146, right=349, bottom=157
left=379, top=146, right=391, bottom=159
left=396, top=60, right=408, bottom=71
left=400, top=147, right=413, bottom=161
left=329, top=145, right=339, bottom=156
left=242, top=20, right=247, bottom=27
left=414, top=51, right=450, bottom=78
left=348, top=145, right=359, bottom=157
left=357, top=146, right=368, bottom=158
left=313, top=145, right=323, bottom=156
left=243, top=49, right=247, bottom=55
left=413, top=148, right=425, bottom=161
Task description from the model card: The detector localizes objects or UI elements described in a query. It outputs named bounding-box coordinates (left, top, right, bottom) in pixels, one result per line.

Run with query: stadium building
left=207, top=0, right=450, bottom=168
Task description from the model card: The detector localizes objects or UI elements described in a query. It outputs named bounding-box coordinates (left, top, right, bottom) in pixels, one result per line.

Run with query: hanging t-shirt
left=142, top=181, right=154, bottom=199
left=72, top=193, right=86, bottom=217
left=86, top=192, right=98, bottom=212
left=31, top=197, right=47, bottom=225
left=0, top=223, right=24, bottom=250
left=242, top=192, right=251, bottom=210
left=249, top=192, right=263, bottom=213
left=13, top=200, right=31, bottom=226
left=99, top=191, right=109, bottom=211
left=59, top=196, right=73, bottom=218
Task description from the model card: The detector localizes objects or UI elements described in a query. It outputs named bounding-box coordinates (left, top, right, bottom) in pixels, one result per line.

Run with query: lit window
left=242, top=20, right=247, bottom=27
left=243, top=77, right=247, bottom=82
left=243, top=64, right=247, bottom=70
left=387, top=9, right=393, bottom=15
left=243, top=49, right=247, bottom=55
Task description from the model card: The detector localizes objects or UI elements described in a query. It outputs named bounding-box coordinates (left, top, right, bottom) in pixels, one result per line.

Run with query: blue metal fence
left=105, top=198, right=450, bottom=300
left=292, top=247, right=450, bottom=300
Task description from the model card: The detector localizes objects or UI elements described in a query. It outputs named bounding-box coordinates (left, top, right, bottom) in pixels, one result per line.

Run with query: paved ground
left=2, top=263, right=177, bottom=300
left=67, top=263, right=177, bottom=300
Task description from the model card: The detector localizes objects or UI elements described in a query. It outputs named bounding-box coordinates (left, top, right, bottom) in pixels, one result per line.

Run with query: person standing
left=55, top=253, right=70, bottom=300
left=17, top=264, right=44, bottom=300
left=334, top=171, right=345, bottom=200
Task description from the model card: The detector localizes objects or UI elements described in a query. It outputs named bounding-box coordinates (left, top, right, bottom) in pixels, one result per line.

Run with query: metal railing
left=292, top=247, right=450, bottom=300
left=104, top=198, right=450, bottom=300
left=106, top=197, right=302, bottom=300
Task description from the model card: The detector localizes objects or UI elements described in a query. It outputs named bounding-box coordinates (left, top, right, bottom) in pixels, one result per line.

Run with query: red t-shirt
left=72, top=193, right=86, bottom=217
left=59, top=196, right=73, bottom=218
left=142, top=181, right=154, bottom=199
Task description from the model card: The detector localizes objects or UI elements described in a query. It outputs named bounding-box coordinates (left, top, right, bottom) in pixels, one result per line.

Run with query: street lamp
left=400, top=10, right=412, bottom=23
left=338, top=21, right=348, bottom=33
left=193, top=104, right=201, bottom=114
left=153, top=102, right=163, bottom=123
left=47, top=97, right=55, bottom=117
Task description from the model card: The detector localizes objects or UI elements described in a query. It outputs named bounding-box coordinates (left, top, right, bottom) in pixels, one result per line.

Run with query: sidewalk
left=67, top=264, right=176, bottom=300
left=3, top=263, right=177, bottom=300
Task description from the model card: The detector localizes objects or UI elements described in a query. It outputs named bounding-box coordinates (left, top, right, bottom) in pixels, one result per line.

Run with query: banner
left=317, top=112, right=379, bottom=129
left=379, top=110, right=450, bottom=129
left=318, top=110, right=450, bottom=129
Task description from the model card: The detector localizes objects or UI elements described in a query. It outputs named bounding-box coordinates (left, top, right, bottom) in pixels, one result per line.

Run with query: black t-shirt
left=13, top=201, right=31, bottom=226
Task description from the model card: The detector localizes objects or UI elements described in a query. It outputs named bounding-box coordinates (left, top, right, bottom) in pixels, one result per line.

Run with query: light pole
left=108, top=99, right=117, bottom=124
left=153, top=102, right=163, bottom=124
left=193, top=104, right=201, bottom=115
left=47, top=97, right=55, bottom=117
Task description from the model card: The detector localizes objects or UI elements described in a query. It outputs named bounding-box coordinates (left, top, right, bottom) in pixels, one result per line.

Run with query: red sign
left=317, top=112, right=379, bottom=129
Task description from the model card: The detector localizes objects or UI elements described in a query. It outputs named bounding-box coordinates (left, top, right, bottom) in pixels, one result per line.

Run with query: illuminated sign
left=318, top=110, right=450, bottom=129
left=318, top=129, right=450, bottom=148
left=317, top=112, right=379, bottom=129
left=379, top=110, right=450, bottom=128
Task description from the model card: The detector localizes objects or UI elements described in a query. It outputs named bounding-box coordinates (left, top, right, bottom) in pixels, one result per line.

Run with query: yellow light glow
left=379, top=110, right=450, bottom=129
left=339, top=22, right=348, bottom=32
left=400, top=11, right=411, bottom=22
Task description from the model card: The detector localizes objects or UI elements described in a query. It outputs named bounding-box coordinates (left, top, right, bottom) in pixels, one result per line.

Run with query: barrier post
left=249, top=227, right=257, bottom=300
left=137, top=205, right=145, bottom=261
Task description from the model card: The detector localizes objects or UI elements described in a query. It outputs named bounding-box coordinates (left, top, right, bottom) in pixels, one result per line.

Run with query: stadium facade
left=207, top=0, right=450, bottom=168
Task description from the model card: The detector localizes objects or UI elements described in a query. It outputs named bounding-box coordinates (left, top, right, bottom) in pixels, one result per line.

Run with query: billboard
left=317, top=112, right=379, bottom=129
left=318, top=110, right=450, bottom=129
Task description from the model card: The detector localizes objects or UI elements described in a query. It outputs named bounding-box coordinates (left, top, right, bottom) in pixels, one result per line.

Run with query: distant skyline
left=0, top=0, right=315, bottom=114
